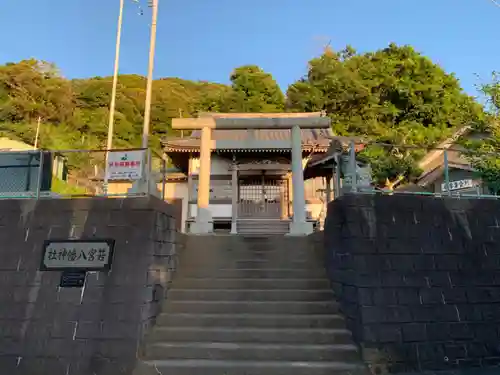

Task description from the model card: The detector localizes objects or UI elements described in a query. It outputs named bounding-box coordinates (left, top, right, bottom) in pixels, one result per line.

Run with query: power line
left=489, top=0, right=500, bottom=8
left=131, top=0, right=144, bottom=15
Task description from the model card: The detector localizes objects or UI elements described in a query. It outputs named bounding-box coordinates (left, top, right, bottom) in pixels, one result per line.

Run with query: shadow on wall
left=324, top=194, right=500, bottom=374
left=0, top=197, right=181, bottom=375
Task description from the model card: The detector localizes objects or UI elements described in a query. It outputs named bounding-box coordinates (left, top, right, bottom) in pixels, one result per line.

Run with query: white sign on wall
left=441, top=179, right=475, bottom=192
left=106, top=150, right=145, bottom=181
left=40, top=240, right=115, bottom=271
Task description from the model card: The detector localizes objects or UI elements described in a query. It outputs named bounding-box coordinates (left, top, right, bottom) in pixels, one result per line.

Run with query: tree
left=218, top=65, right=285, bottom=112
left=0, top=59, right=232, bottom=181
left=461, top=72, right=500, bottom=194
left=0, top=59, right=75, bottom=124
left=287, top=44, right=484, bottom=188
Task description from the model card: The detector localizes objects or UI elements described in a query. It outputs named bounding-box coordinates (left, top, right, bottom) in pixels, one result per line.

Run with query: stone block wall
left=0, top=197, right=181, bottom=375
left=324, top=194, right=500, bottom=374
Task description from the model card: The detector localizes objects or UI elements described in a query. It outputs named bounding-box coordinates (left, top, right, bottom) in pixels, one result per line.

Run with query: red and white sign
left=106, top=150, right=145, bottom=181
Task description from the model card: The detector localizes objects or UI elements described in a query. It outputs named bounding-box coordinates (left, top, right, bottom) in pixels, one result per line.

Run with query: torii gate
left=172, top=114, right=331, bottom=235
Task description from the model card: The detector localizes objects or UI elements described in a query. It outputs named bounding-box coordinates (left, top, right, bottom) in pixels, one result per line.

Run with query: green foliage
left=457, top=72, right=500, bottom=195
left=0, top=49, right=489, bottom=189
left=51, top=177, right=87, bottom=196
left=0, top=59, right=288, bottom=182
left=212, top=65, right=285, bottom=113
left=0, top=59, right=234, bottom=180
left=481, top=72, right=500, bottom=117
left=358, top=145, right=425, bottom=187
left=0, top=59, right=75, bottom=124
left=287, top=44, right=484, bottom=186
left=471, top=157, right=500, bottom=195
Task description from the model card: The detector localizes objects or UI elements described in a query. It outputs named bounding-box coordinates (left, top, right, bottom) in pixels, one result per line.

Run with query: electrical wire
left=489, top=0, right=500, bottom=8
left=131, top=0, right=144, bottom=15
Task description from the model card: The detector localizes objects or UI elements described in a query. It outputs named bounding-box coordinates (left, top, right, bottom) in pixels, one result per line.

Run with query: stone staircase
left=135, top=235, right=367, bottom=375
left=236, top=218, right=290, bottom=235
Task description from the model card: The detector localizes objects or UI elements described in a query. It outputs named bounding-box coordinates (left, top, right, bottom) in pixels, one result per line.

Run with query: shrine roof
left=163, top=128, right=333, bottom=153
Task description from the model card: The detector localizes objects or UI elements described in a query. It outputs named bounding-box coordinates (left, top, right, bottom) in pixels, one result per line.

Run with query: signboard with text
left=40, top=239, right=115, bottom=271
left=60, top=271, right=87, bottom=288
left=106, top=150, right=145, bottom=181
left=441, top=179, right=475, bottom=192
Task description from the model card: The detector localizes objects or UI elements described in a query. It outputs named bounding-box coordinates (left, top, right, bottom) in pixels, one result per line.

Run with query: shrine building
left=161, top=112, right=339, bottom=235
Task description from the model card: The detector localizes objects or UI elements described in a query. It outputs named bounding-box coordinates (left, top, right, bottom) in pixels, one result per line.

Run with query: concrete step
left=156, top=313, right=347, bottom=329
left=238, top=226, right=289, bottom=232
left=162, top=300, right=340, bottom=315
left=237, top=220, right=290, bottom=235
left=134, top=359, right=367, bottom=375
left=175, top=268, right=326, bottom=279
left=167, top=289, right=335, bottom=302
left=177, top=258, right=324, bottom=270
left=172, top=278, right=330, bottom=290
left=148, top=327, right=353, bottom=345
left=237, top=230, right=290, bottom=235
left=143, top=342, right=360, bottom=362
left=180, top=246, right=318, bottom=257
left=182, top=236, right=313, bottom=249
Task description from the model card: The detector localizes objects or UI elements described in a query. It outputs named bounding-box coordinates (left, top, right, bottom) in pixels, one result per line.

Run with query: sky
left=1, top=0, right=499, bottom=96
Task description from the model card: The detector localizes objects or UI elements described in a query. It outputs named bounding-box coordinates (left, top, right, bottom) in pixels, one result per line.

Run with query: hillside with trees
left=0, top=59, right=229, bottom=152
left=0, top=43, right=493, bottom=188
left=287, top=44, right=485, bottom=187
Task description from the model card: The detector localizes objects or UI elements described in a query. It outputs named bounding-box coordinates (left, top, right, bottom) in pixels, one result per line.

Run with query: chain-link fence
left=0, top=151, right=47, bottom=198
left=336, top=141, right=500, bottom=199
left=0, top=148, right=167, bottom=199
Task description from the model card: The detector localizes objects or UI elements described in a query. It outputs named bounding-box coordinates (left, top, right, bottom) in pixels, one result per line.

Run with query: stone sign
left=40, top=239, right=115, bottom=271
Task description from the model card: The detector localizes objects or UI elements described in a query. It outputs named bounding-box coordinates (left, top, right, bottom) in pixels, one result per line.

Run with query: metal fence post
left=35, top=150, right=44, bottom=200
left=443, top=149, right=451, bottom=196
left=161, top=158, right=166, bottom=201
left=146, top=148, right=152, bottom=196
left=103, top=150, right=110, bottom=197
left=349, top=140, right=357, bottom=193
left=334, top=154, right=342, bottom=198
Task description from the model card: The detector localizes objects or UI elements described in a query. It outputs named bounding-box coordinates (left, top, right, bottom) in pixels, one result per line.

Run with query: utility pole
left=33, top=116, right=41, bottom=149
left=142, top=0, right=159, bottom=149
left=104, top=0, right=125, bottom=195
left=179, top=109, right=184, bottom=138
left=107, top=0, right=125, bottom=152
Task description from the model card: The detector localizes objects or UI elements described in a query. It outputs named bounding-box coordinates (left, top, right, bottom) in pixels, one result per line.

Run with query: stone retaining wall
left=0, top=197, right=181, bottom=375
left=324, top=194, right=500, bottom=373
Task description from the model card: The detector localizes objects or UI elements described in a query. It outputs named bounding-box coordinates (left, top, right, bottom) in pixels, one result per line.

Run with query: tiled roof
left=197, top=112, right=325, bottom=119
left=163, top=128, right=333, bottom=152
left=193, top=128, right=332, bottom=145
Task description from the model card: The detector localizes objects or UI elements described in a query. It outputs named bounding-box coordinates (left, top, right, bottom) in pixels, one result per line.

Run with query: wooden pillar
left=187, top=154, right=193, bottom=219
left=289, top=125, right=312, bottom=235
left=230, top=162, right=238, bottom=234
left=190, top=126, right=213, bottom=233
left=325, top=175, right=332, bottom=202
left=280, top=175, right=287, bottom=220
